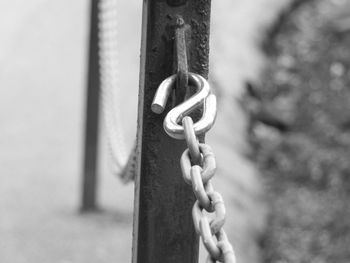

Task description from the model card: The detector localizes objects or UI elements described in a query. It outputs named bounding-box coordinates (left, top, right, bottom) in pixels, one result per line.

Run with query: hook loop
left=151, top=72, right=217, bottom=139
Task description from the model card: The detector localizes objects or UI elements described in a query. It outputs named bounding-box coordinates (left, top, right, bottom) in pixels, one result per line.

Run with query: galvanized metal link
left=183, top=116, right=201, bottom=165
left=206, top=230, right=236, bottom=263
left=192, top=200, right=203, bottom=234
left=190, top=166, right=212, bottom=211
left=151, top=73, right=217, bottom=139
left=200, top=217, right=222, bottom=260
left=181, top=118, right=235, bottom=262
left=180, top=143, right=216, bottom=185
left=180, top=114, right=235, bottom=262
left=207, top=191, right=226, bottom=234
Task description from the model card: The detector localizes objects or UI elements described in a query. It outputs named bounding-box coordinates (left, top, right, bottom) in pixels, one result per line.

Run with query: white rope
left=98, top=0, right=129, bottom=175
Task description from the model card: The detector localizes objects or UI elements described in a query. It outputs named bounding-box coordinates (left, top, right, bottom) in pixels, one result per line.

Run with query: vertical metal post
left=81, top=0, right=100, bottom=212
left=132, top=1, right=212, bottom=262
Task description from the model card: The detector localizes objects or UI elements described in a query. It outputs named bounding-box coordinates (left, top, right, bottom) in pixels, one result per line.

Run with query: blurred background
left=1, top=0, right=350, bottom=263
left=0, top=1, right=139, bottom=262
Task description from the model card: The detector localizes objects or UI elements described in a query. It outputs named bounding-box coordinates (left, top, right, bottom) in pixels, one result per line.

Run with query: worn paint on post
left=132, top=1, right=212, bottom=262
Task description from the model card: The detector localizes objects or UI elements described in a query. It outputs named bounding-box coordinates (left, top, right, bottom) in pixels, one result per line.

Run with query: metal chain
left=152, top=75, right=235, bottom=262
left=152, top=81, right=236, bottom=262
left=98, top=0, right=136, bottom=182
left=181, top=116, right=236, bottom=263
left=153, top=79, right=236, bottom=262
left=150, top=15, right=236, bottom=262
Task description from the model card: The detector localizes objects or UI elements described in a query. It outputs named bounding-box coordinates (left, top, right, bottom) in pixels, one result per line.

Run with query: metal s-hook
left=151, top=72, right=217, bottom=139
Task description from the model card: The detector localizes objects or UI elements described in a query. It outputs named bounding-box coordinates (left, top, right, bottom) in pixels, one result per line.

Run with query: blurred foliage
left=246, top=0, right=350, bottom=262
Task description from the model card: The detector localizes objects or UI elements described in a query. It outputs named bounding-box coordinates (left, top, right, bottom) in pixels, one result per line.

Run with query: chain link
left=182, top=116, right=236, bottom=263
left=98, top=0, right=137, bottom=182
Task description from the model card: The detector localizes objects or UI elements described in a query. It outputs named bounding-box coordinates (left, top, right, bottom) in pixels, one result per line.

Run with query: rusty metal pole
left=132, top=1, right=212, bottom=262
left=81, top=0, right=100, bottom=212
